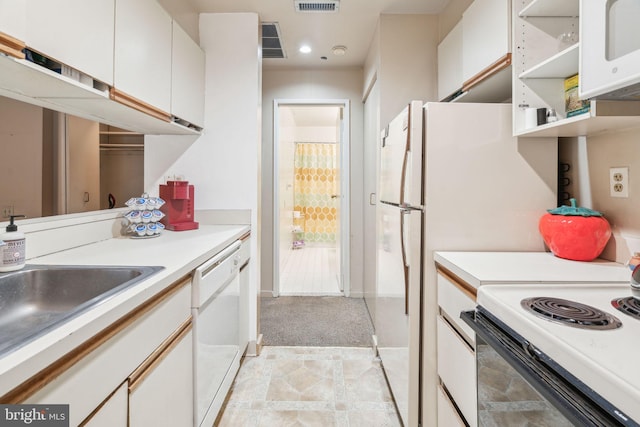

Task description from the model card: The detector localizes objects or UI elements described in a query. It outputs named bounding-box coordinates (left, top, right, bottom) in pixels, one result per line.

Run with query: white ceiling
left=188, top=0, right=450, bottom=69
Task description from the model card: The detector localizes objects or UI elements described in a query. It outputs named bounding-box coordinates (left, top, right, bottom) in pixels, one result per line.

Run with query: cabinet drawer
left=26, top=281, right=191, bottom=426
left=437, top=315, right=477, bottom=427
left=81, top=382, right=128, bottom=427
left=437, top=272, right=476, bottom=347
left=129, top=326, right=193, bottom=427
left=438, top=385, right=466, bottom=427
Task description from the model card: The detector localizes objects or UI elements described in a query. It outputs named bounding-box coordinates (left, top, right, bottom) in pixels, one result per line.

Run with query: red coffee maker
left=159, top=180, right=199, bottom=231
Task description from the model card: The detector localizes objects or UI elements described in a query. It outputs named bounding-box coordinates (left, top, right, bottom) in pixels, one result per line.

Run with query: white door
left=273, top=100, right=350, bottom=297
left=335, top=109, right=345, bottom=292
left=66, top=115, right=100, bottom=214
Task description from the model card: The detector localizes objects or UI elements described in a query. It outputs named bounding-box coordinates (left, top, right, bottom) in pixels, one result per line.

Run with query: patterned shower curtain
left=294, top=143, right=339, bottom=244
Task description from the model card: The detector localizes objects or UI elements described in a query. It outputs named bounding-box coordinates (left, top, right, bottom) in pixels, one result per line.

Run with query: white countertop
left=434, top=251, right=631, bottom=289
left=0, top=224, right=249, bottom=398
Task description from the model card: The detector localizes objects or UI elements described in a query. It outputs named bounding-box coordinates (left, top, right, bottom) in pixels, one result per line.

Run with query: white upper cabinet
left=437, top=0, right=511, bottom=102
left=114, top=0, right=172, bottom=114
left=25, top=0, right=115, bottom=85
left=0, top=0, right=201, bottom=135
left=171, top=21, right=205, bottom=128
left=462, top=0, right=510, bottom=83
left=513, top=0, right=640, bottom=137
left=437, top=20, right=463, bottom=101
left=0, top=0, right=26, bottom=42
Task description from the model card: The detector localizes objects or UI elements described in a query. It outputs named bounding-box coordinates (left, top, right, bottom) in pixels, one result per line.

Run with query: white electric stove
left=476, top=283, right=640, bottom=425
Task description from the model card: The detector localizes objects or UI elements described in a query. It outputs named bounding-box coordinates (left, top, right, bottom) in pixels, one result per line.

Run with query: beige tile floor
left=216, top=346, right=402, bottom=426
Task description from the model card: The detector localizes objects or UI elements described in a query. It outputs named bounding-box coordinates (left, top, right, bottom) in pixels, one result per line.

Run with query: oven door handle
left=522, top=339, right=542, bottom=361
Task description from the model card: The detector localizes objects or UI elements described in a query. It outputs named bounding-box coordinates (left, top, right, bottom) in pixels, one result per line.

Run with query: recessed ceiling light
left=331, top=45, right=347, bottom=56
left=299, top=45, right=312, bottom=54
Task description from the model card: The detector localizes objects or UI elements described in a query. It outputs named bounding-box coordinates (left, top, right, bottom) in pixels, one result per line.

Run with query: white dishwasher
left=192, top=240, right=241, bottom=427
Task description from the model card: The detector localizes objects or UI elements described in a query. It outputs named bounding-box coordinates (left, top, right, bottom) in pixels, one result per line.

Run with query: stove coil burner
left=611, top=296, right=640, bottom=320
left=521, top=297, right=622, bottom=330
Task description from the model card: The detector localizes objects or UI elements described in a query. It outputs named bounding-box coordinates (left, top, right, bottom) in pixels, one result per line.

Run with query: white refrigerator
left=375, top=101, right=557, bottom=426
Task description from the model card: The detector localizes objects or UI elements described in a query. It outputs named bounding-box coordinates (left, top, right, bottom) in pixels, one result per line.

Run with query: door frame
left=272, top=98, right=351, bottom=297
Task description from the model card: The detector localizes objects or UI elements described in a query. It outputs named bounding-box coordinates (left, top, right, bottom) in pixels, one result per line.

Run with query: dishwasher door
left=192, top=241, right=241, bottom=427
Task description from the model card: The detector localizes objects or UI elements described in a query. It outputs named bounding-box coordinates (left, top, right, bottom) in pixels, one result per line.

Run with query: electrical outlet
left=610, top=167, right=629, bottom=198
left=1, top=206, right=13, bottom=218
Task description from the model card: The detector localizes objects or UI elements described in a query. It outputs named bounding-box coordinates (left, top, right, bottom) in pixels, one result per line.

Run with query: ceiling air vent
left=261, top=22, right=286, bottom=59
left=294, top=0, right=340, bottom=13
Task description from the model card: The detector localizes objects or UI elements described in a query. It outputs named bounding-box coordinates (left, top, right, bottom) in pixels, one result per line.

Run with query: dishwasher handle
left=196, top=241, right=241, bottom=280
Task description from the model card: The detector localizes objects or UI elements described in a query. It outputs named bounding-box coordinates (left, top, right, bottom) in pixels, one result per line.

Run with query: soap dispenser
left=0, top=214, right=26, bottom=272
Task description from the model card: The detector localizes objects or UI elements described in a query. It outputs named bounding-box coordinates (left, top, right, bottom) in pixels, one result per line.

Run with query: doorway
left=273, top=99, right=350, bottom=297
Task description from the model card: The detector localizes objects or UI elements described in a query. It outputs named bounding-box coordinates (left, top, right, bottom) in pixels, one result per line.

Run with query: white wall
left=437, top=0, right=473, bottom=41
left=295, top=126, right=338, bottom=143
left=365, top=14, right=439, bottom=128
left=262, top=68, right=364, bottom=297
left=144, top=12, right=261, bottom=351
left=157, top=0, right=199, bottom=42
left=561, top=128, right=640, bottom=264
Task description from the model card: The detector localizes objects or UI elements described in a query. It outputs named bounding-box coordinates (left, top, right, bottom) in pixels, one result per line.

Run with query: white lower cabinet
left=129, top=325, right=193, bottom=427
left=437, top=316, right=477, bottom=427
left=239, top=235, right=251, bottom=353
left=83, top=305, right=193, bottom=427
left=26, top=278, right=192, bottom=426
left=437, top=385, right=466, bottom=427
left=436, top=270, right=478, bottom=427
left=82, top=382, right=128, bottom=427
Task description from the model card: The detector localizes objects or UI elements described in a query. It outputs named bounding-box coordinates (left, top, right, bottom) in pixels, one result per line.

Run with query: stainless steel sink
left=0, top=264, right=164, bottom=357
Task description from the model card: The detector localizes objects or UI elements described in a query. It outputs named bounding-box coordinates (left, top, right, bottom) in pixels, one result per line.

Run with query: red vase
left=539, top=213, right=611, bottom=261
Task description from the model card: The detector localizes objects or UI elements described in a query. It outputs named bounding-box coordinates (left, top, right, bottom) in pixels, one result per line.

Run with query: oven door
left=461, top=308, right=638, bottom=427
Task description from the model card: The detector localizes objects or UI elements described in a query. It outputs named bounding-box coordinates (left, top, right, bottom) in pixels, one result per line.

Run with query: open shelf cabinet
left=512, top=0, right=640, bottom=137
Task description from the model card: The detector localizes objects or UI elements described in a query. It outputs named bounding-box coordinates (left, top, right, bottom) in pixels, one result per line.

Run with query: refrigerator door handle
left=399, top=124, right=411, bottom=206
left=400, top=209, right=410, bottom=315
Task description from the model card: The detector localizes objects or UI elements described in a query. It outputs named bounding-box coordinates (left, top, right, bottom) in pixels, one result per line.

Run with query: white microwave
left=580, top=0, right=640, bottom=99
